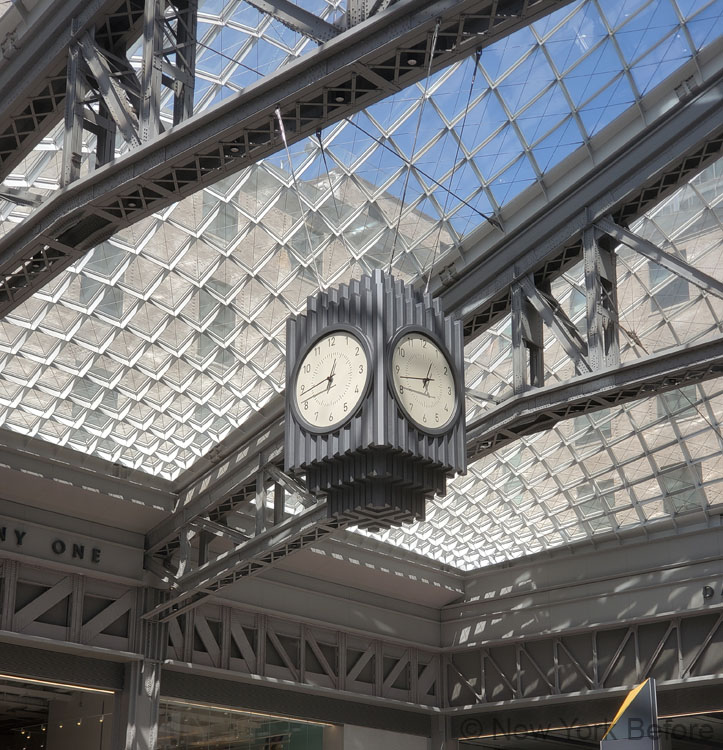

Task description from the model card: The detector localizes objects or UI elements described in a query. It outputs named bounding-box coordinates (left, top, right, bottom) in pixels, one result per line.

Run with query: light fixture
left=0, top=673, right=114, bottom=695
left=162, top=699, right=332, bottom=727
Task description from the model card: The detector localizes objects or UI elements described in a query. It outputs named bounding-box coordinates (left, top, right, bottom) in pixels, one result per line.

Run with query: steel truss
left=147, top=67, right=723, bottom=616
left=166, top=602, right=441, bottom=706
left=61, top=0, right=198, bottom=186
left=0, top=0, right=146, bottom=182
left=466, top=336, right=723, bottom=461
left=436, top=47, right=723, bottom=339
left=445, top=609, right=723, bottom=708
left=0, top=558, right=144, bottom=653
left=0, top=0, right=572, bottom=314
left=145, top=502, right=348, bottom=622
left=1, top=557, right=722, bottom=719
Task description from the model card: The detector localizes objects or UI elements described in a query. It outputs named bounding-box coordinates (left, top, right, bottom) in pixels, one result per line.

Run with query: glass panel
left=157, top=701, right=325, bottom=749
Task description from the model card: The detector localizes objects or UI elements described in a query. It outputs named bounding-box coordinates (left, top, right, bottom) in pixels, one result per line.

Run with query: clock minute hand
left=399, top=375, right=436, bottom=382
left=327, top=358, right=337, bottom=392
left=303, top=371, right=334, bottom=393
left=422, top=364, right=432, bottom=392
left=401, top=385, right=432, bottom=398
left=301, top=383, right=336, bottom=404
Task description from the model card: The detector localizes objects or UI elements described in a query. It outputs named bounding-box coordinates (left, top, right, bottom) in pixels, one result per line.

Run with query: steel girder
left=4, top=556, right=721, bottom=718
left=0, top=0, right=145, bottom=182
left=466, top=337, right=723, bottom=461
left=244, top=0, right=342, bottom=43
left=435, top=44, right=723, bottom=339
left=0, top=0, right=573, bottom=315
left=144, top=503, right=347, bottom=622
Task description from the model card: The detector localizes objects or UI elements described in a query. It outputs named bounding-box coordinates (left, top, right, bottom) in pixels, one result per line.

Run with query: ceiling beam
left=433, top=40, right=723, bottom=339
left=0, top=0, right=574, bottom=316
left=466, top=336, right=723, bottom=461
left=0, top=0, right=144, bottom=182
left=244, top=0, right=342, bottom=42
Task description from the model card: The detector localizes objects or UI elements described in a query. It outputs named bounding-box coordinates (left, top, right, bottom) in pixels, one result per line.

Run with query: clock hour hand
left=422, top=364, right=432, bottom=392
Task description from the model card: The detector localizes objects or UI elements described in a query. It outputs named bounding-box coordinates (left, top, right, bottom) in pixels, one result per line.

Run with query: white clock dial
left=391, top=332, right=458, bottom=431
left=293, top=331, right=369, bottom=430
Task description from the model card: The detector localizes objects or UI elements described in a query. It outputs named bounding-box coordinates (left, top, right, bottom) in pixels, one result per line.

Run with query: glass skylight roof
left=0, top=0, right=721, bottom=575
left=372, top=156, right=723, bottom=568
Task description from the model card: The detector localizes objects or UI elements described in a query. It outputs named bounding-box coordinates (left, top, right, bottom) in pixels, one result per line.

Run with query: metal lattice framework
left=0, top=0, right=721, bottom=615
left=2, top=555, right=722, bottom=725
left=0, top=0, right=573, bottom=314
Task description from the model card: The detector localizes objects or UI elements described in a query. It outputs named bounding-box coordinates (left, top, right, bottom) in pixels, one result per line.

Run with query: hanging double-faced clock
left=285, top=270, right=466, bottom=530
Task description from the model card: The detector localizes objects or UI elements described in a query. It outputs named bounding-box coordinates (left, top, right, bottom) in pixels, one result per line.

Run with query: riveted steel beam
left=0, top=0, right=573, bottom=315
left=245, top=0, right=341, bottom=42
left=597, top=215, right=723, bottom=301
left=466, top=336, right=723, bottom=462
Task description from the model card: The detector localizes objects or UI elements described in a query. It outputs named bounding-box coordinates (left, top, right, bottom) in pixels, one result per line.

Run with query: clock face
left=390, top=331, right=458, bottom=432
left=293, top=330, right=370, bottom=430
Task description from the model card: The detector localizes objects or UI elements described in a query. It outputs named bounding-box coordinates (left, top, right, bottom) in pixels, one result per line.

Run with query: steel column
left=584, top=225, right=619, bottom=370
left=140, top=0, right=164, bottom=142
left=171, top=0, right=198, bottom=125
left=113, top=590, right=167, bottom=750
left=510, top=280, right=543, bottom=395
left=61, top=31, right=86, bottom=187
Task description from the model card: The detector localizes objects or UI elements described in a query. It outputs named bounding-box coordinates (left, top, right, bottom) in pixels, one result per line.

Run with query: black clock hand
left=303, top=374, right=333, bottom=393
left=401, top=385, right=432, bottom=398
left=327, top=358, right=337, bottom=392
left=301, top=383, right=336, bottom=404
left=399, top=376, right=436, bottom=382
left=422, top=364, right=433, bottom=392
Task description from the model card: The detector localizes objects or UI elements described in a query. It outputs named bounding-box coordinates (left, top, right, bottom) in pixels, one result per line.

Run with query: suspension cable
left=425, top=49, right=482, bottom=294
left=276, top=107, right=325, bottom=290
left=388, top=19, right=440, bottom=274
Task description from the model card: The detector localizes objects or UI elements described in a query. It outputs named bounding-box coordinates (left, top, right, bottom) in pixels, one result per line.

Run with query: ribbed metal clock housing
left=285, top=270, right=466, bottom=530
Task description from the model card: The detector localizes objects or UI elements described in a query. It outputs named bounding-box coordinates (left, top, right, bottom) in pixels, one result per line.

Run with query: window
left=659, top=463, right=705, bottom=514
left=657, top=385, right=697, bottom=420
left=576, top=480, right=615, bottom=532
left=197, top=281, right=236, bottom=368
left=649, top=250, right=689, bottom=310
left=501, top=449, right=525, bottom=507
left=79, top=242, right=125, bottom=320
left=203, top=190, right=239, bottom=244
left=573, top=410, right=612, bottom=446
